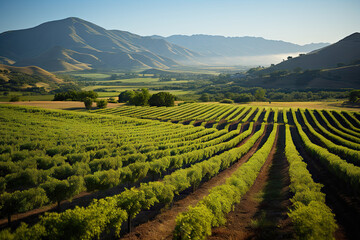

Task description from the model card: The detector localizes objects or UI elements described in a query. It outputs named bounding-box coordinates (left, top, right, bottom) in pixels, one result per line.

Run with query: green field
left=70, top=73, right=112, bottom=79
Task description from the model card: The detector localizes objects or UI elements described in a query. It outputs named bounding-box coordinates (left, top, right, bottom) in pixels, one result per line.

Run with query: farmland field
left=0, top=103, right=360, bottom=240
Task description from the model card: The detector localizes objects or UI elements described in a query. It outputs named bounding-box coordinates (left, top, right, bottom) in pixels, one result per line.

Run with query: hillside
left=242, top=64, right=360, bottom=89
left=0, top=64, right=65, bottom=91
left=0, top=17, right=198, bottom=71
left=269, top=32, right=360, bottom=71
left=161, top=34, right=329, bottom=57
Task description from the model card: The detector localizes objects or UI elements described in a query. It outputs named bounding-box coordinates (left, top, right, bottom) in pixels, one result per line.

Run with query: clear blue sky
left=0, top=0, right=359, bottom=45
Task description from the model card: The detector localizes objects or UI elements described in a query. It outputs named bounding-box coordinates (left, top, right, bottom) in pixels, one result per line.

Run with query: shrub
left=149, top=92, right=176, bottom=107
left=9, top=96, right=20, bottom=102
left=83, top=97, right=93, bottom=110
left=219, top=99, right=234, bottom=104
left=96, top=99, right=108, bottom=108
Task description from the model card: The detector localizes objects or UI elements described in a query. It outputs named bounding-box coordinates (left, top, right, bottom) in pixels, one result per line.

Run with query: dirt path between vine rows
left=289, top=113, right=360, bottom=240
left=120, top=124, right=270, bottom=240
left=208, top=124, right=293, bottom=240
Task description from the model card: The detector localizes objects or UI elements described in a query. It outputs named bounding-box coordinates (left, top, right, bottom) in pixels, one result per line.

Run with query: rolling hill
left=0, top=17, right=199, bottom=71
left=0, top=64, right=66, bottom=91
left=269, top=32, right=360, bottom=71
left=238, top=33, right=360, bottom=89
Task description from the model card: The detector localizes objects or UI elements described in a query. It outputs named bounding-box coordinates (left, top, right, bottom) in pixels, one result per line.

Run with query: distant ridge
left=0, top=17, right=337, bottom=71
left=161, top=34, right=329, bottom=57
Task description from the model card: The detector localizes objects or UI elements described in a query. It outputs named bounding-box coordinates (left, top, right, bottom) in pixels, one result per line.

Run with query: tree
left=254, top=88, right=266, bottom=101
left=0, top=188, right=48, bottom=224
left=349, top=90, right=360, bottom=103
left=199, top=93, right=210, bottom=102
left=149, top=92, right=175, bottom=107
left=40, top=176, right=84, bottom=210
left=118, top=90, right=135, bottom=103
left=219, top=99, right=234, bottom=104
left=9, top=96, right=20, bottom=102
left=234, top=93, right=254, bottom=103
left=53, top=91, right=98, bottom=101
left=129, top=88, right=150, bottom=106
left=116, top=188, right=157, bottom=233
left=96, top=99, right=108, bottom=108
left=83, top=97, right=93, bottom=110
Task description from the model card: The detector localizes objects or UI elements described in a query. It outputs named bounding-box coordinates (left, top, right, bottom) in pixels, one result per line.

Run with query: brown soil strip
left=290, top=123, right=360, bottom=240
left=209, top=125, right=293, bottom=240
left=277, top=110, right=284, bottom=124
left=120, top=125, right=270, bottom=240
left=256, top=110, right=266, bottom=123
left=247, top=108, right=259, bottom=122
left=267, top=111, right=275, bottom=123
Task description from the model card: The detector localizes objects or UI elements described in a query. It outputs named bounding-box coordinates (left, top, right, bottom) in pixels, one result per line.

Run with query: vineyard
left=0, top=103, right=359, bottom=240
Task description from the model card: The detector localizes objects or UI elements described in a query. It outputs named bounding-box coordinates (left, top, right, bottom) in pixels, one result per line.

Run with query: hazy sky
left=1, top=0, right=359, bottom=45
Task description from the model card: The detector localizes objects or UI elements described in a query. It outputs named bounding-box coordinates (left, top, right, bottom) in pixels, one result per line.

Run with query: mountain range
left=0, top=17, right=199, bottom=71
left=155, top=34, right=328, bottom=57
left=0, top=17, right=330, bottom=72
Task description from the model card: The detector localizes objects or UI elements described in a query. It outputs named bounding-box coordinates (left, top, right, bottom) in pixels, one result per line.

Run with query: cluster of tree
left=349, top=90, right=360, bottom=103
left=118, top=89, right=175, bottom=107
left=50, top=83, right=81, bottom=93
left=52, top=90, right=110, bottom=110
left=53, top=90, right=98, bottom=101
left=199, top=86, right=350, bottom=103
left=0, top=71, right=45, bottom=92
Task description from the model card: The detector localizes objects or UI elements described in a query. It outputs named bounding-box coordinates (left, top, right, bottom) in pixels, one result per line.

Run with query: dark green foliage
left=148, top=92, right=175, bottom=107
left=53, top=90, right=98, bottom=101
left=199, top=93, right=210, bottom=102
left=9, top=95, right=20, bottom=102
left=349, top=90, right=360, bottom=103
left=129, top=88, right=150, bottom=106
left=83, top=97, right=93, bottom=110
left=118, top=90, right=135, bottom=103
left=96, top=99, right=108, bottom=108
left=0, top=188, right=48, bottom=223
left=51, top=164, right=76, bottom=180
left=219, top=99, right=234, bottom=104
left=234, top=93, right=254, bottom=103
left=254, top=88, right=266, bottom=101
left=40, top=176, right=84, bottom=207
